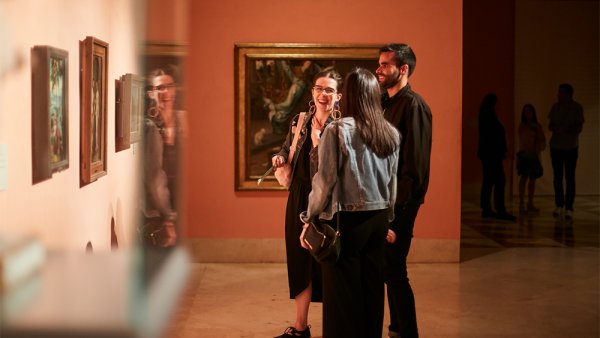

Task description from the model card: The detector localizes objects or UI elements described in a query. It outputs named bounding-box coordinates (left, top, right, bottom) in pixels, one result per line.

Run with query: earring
left=148, top=107, right=159, bottom=118
left=331, top=101, right=341, bottom=120
left=308, top=100, right=316, bottom=115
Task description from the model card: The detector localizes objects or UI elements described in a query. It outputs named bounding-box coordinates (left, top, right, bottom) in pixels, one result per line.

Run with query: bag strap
left=287, top=112, right=306, bottom=164
left=334, top=116, right=341, bottom=234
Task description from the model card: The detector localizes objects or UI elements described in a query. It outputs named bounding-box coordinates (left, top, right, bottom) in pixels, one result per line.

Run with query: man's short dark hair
left=559, top=83, right=574, bottom=98
left=379, top=43, right=417, bottom=77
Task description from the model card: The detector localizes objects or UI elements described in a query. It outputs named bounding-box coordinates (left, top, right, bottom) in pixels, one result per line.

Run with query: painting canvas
left=31, top=45, right=69, bottom=184
left=129, top=74, right=144, bottom=143
left=91, top=55, right=103, bottom=162
left=234, top=44, right=380, bottom=190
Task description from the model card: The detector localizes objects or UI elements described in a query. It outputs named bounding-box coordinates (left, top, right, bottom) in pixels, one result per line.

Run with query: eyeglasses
left=312, top=86, right=336, bottom=95
left=152, top=83, right=176, bottom=92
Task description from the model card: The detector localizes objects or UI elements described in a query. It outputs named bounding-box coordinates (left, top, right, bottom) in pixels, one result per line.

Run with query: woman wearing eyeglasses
left=272, top=70, right=343, bottom=338
left=142, top=66, right=186, bottom=248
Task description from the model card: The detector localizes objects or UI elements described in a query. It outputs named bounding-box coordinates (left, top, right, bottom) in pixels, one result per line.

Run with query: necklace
left=313, top=112, right=329, bottom=129
left=314, top=116, right=323, bottom=128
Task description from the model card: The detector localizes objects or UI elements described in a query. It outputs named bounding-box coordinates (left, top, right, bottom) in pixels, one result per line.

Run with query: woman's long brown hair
left=342, top=68, right=398, bottom=157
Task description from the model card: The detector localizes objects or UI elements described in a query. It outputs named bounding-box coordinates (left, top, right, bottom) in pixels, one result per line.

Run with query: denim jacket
left=300, top=117, right=400, bottom=223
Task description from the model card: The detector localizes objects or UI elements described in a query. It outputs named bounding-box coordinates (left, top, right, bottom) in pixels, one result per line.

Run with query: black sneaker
left=275, top=326, right=311, bottom=338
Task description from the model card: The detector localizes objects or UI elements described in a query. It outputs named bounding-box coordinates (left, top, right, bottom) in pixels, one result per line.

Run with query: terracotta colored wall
left=184, top=0, right=463, bottom=240
left=462, top=0, right=515, bottom=200
left=146, top=0, right=188, bottom=42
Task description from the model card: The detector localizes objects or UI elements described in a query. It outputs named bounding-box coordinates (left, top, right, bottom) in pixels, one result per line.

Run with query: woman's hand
left=272, top=155, right=285, bottom=168
left=161, top=220, right=177, bottom=247
left=299, top=223, right=310, bottom=250
left=386, top=229, right=397, bottom=244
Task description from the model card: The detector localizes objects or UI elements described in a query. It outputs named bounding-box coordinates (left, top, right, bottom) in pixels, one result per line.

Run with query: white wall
left=0, top=0, right=145, bottom=252
left=514, top=0, right=599, bottom=196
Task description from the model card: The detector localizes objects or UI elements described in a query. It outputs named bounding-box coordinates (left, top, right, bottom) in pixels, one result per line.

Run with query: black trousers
left=385, top=204, right=421, bottom=338
left=321, top=209, right=389, bottom=338
left=479, top=158, right=507, bottom=213
left=550, top=147, right=578, bottom=211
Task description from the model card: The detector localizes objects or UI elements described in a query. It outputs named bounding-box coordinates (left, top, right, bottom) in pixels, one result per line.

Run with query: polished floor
left=165, top=196, right=599, bottom=338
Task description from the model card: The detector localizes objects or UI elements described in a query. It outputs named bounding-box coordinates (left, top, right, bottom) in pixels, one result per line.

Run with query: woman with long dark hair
left=300, top=68, right=400, bottom=337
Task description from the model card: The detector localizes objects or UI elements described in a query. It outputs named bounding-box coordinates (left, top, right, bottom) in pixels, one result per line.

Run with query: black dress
left=284, top=130, right=323, bottom=301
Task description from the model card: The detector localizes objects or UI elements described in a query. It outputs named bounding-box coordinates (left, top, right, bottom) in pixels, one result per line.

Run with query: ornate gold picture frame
left=234, top=43, right=380, bottom=191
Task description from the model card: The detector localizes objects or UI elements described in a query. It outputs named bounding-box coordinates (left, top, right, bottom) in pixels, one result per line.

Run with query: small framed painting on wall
left=31, top=45, right=69, bottom=184
left=115, top=73, right=145, bottom=151
left=79, top=36, right=108, bottom=187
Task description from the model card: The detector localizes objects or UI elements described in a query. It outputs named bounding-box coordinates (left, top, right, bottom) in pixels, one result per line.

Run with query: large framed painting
left=234, top=43, right=380, bottom=191
left=79, top=36, right=108, bottom=187
left=115, top=73, right=145, bottom=151
left=31, top=45, right=69, bottom=184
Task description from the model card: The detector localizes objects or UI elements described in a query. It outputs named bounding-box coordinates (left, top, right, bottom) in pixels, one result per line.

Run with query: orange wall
left=146, top=0, right=188, bottom=43
left=183, top=0, right=463, bottom=240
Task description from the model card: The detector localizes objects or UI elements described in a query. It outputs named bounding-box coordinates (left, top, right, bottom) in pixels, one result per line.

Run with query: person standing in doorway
left=548, top=83, right=584, bottom=220
left=516, top=104, right=546, bottom=213
left=477, top=93, right=516, bottom=222
left=376, top=43, right=432, bottom=338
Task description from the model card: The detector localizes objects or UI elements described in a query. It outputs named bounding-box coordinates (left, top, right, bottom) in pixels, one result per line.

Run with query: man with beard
left=376, top=43, right=432, bottom=338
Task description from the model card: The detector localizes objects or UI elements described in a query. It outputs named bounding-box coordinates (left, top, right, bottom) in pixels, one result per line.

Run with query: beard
left=378, top=71, right=400, bottom=89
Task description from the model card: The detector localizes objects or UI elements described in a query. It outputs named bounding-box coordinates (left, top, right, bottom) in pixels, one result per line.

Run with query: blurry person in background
left=516, top=104, right=546, bottom=213
left=142, top=66, right=187, bottom=248
left=548, top=83, right=584, bottom=220
left=477, top=93, right=516, bottom=222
